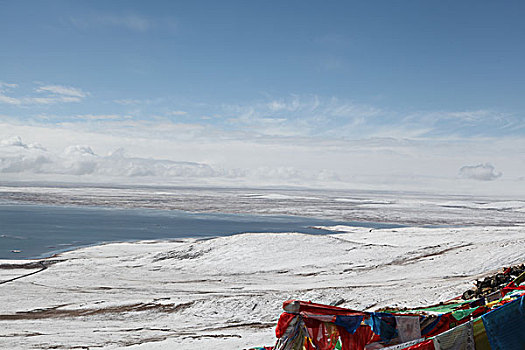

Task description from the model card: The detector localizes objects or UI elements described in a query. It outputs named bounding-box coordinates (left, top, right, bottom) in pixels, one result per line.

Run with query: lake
left=0, top=202, right=404, bottom=259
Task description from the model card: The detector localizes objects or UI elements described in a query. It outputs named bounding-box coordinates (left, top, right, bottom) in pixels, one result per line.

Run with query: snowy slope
left=1, top=225, right=524, bottom=349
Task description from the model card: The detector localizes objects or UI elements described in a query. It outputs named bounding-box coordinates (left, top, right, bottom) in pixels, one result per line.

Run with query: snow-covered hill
left=1, top=225, right=524, bottom=349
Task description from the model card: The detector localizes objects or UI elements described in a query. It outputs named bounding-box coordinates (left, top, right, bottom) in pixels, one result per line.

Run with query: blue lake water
left=0, top=202, right=404, bottom=259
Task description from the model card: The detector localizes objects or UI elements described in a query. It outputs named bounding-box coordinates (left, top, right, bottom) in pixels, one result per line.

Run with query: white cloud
left=70, top=14, right=150, bottom=32
left=30, top=96, right=83, bottom=104
left=61, top=145, right=98, bottom=175
left=0, top=135, right=46, bottom=150
left=64, top=145, right=96, bottom=157
left=1, top=136, right=27, bottom=148
left=0, top=94, right=22, bottom=105
left=166, top=110, right=188, bottom=116
left=0, top=136, right=347, bottom=188
left=318, top=55, right=347, bottom=71
left=0, top=154, right=53, bottom=174
left=99, top=14, right=151, bottom=32
left=401, top=109, right=522, bottom=138
left=0, top=136, right=220, bottom=179
left=0, top=137, right=53, bottom=174
left=0, top=83, right=88, bottom=105
left=221, top=98, right=522, bottom=139
left=223, top=95, right=382, bottom=138
left=0, top=82, right=22, bottom=104
left=459, top=163, right=502, bottom=181
left=114, top=99, right=141, bottom=105
left=1, top=129, right=523, bottom=196
left=1, top=90, right=524, bottom=195
left=69, top=14, right=176, bottom=33
left=313, top=33, right=352, bottom=48
left=73, top=114, right=133, bottom=121
left=36, top=85, right=87, bottom=98
left=0, top=82, right=18, bottom=91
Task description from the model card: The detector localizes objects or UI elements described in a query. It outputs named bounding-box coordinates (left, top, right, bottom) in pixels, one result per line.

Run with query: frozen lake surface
left=2, top=184, right=524, bottom=226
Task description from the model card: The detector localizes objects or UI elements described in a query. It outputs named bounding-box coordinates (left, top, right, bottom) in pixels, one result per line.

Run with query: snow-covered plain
left=2, top=184, right=525, bottom=225
left=0, top=185, right=524, bottom=349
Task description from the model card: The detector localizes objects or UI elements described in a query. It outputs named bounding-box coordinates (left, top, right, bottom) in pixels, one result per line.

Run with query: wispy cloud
left=225, top=98, right=524, bottom=139
left=4, top=88, right=523, bottom=141
left=98, top=14, right=151, bottom=32
left=114, top=99, right=142, bottom=105
left=313, top=33, right=353, bottom=48
left=69, top=13, right=177, bottom=33
left=0, top=94, right=22, bottom=105
left=222, top=95, right=523, bottom=140
left=72, top=114, right=133, bottom=121
left=222, top=95, right=383, bottom=138
left=36, top=85, right=87, bottom=98
left=0, top=82, right=18, bottom=91
left=166, top=110, right=188, bottom=116
left=401, top=109, right=523, bottom=138
left=70, top=14, right=150, bottom=32
left=0, top=82, right=21, bottom=104
left=0, top=82, right=88, bottom=105
left=318, top=55, right=348, bottom=72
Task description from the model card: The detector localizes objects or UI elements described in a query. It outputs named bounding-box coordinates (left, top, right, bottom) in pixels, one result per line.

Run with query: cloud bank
left=0, top=137, right=216, bottom=179
left=1, top=133, right=522, bottom=196
left=0, top=136, right=338, bottom=186
left=1, top=82, right=523, bottom=195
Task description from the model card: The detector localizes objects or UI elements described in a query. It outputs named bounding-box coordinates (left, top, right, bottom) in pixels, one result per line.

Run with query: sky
left=1, top=0, right=524, bottom=195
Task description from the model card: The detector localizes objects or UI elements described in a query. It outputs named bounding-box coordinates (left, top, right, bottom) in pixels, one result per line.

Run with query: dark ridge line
left=0, top=261, right=48, bottom=285
left=0, top=301, right=194, bottom=320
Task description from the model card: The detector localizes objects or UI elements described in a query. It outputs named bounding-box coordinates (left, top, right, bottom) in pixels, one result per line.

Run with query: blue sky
left=1, top=0, right=524, bottom=194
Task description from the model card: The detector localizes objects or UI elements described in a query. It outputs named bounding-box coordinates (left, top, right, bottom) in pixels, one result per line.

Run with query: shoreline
left=0, top=201, right=406, bottom=260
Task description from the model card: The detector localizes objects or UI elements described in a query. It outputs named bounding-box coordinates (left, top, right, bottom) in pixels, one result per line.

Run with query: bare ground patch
left=0, top=301, right=194, bottom=320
